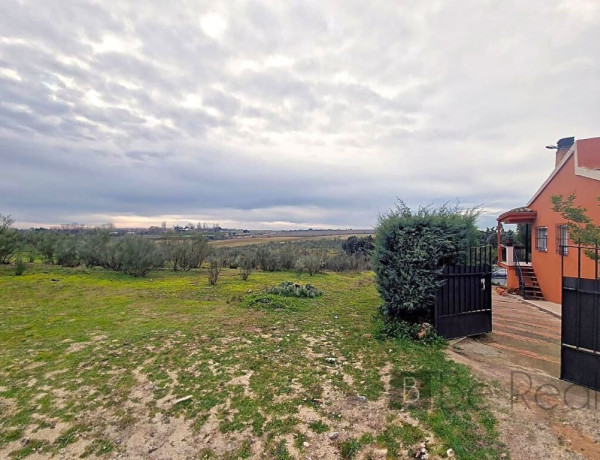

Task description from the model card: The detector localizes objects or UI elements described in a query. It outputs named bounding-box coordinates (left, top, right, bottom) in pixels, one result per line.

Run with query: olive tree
left=103, top=235, right=165, bottom=277
left=165, top=235, right=211, bottom=271
left=0, top=214, right=18, bottom=264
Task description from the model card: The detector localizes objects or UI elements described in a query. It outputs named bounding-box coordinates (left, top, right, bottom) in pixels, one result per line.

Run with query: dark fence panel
left=560, top=242, right=600, bottom=391
left=434, top=246, right=492, bottom=339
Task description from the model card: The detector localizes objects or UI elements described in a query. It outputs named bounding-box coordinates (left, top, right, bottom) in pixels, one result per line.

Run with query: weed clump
left=14, top=257, right=26, bottom=276
left=267, top=281, right=322, bottom=298
left=374, top=317, right=444, bottom=345
left=242, top=293, right=296, bottom=311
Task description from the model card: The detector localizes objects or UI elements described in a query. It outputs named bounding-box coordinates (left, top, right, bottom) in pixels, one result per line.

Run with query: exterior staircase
left=517, top=265, right=544, bottom=300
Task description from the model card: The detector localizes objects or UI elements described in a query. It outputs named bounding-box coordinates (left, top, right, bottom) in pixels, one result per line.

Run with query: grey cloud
left=1, top=0, right=600, bottom=229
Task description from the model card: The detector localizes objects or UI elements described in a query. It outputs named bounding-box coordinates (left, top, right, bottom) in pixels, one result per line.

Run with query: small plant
left=14, top=257, right=26, bottom=276
left=339, top=438, right=362, bottom=459
left=208, top=258, right=222, bottom=285
left=242, top=294, right=295, bottom=311
left=267, top=281, right=323, bottom=298
left=374, top=317, right=444, bottom=344
left=309, top=420, right=329, bottom=434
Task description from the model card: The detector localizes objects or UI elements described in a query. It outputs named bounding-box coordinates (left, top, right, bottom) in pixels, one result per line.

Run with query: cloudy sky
left=1, top=0, right=599, bottom=229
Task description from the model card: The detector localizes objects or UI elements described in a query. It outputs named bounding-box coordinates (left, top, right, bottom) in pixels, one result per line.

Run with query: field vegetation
left=0, top=216, right=505, bottom=458
left=0, top=264, right=504, bottom=458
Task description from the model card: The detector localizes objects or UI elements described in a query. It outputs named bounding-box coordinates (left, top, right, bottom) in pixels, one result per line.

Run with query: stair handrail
left=513, top=249, right=527, bottom=300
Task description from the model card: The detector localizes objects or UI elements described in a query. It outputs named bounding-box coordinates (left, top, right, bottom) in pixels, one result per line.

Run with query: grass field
left=0, top=265, right=506, bottom=459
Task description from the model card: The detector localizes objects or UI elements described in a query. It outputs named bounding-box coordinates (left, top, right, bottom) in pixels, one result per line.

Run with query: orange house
left=497, top=136, right=600, bottom=304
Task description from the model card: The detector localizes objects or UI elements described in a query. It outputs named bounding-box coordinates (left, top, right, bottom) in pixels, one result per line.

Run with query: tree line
left=0, top=214, right=374, bottom=279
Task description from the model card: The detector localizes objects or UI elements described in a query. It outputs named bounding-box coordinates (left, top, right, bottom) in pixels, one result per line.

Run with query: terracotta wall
left=528, top=153, right=600, bottom=303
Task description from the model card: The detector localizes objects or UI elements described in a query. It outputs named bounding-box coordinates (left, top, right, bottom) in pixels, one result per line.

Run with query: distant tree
left=55, top=234, right=80, bottom=267
left=79, top=229, right=110, bottom=267
left=237, top=253, right=254, bottom=280
left=36, top=231, right=59, bottom=264
left=278, top=243, right=298, bottom=270
left=103, top=235, right=165, bottom=276
left=298, top=253, right=323, bottom=276
left=165, top=235, right=211, bottom=271
left=256, top=246, right=280, bottom=271
left=0, top=214, right=18, bottom=264
left=208, top=258, right=222, bottom=285
left=342, top=236, right=375, bottom=256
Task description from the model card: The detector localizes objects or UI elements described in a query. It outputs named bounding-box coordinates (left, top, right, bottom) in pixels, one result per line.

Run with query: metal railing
left=513, top=245, right=531, bottom=264
left=513, top=249, right=527, bottom=299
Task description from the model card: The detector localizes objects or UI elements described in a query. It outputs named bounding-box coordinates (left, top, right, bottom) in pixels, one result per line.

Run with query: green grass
left=0, top=264, right=505, bottom=458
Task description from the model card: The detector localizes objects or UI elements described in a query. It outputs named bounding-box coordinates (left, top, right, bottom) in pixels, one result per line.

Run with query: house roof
left=527, top=137, right=600, bottom=207
left=497, top=207, right=537, bottom=224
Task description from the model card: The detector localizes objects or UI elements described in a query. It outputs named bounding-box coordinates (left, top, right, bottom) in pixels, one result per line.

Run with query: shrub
left=267, top=281, right=323, bottom=298
left=339, top=438, right=361, bottom=459
left=373, top=201, right=479, bottom=328
left=14, top=257, right=26, bottom=276
left=79, top=229, right=110, bottom=267
left=297, top=254, right=323, bottom=276
left=342, top=236, right=374, bottom=256
left=104, top=235, right=165, bottom=277
left=374, top=317, right=443, bottom=344
left=242, top=293, right=295, bottom=311
left=208, top=258, right=222, bottom=285
left=36, top=231, right=59, bottom=264
left=278, top=244, right=298, bottom=270
left=294, top=259, right=305, bottom=276
left=255, top=247, right=280, bottom=271
left=55, top=235, right=80, bottom=267
left=166, top=235, right=211, bottom=271
left=237, top=253, right=254, bottom=280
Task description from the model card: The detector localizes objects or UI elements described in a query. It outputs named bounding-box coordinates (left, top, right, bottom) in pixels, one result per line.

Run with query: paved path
left=452, top=292, right=561, bottom=377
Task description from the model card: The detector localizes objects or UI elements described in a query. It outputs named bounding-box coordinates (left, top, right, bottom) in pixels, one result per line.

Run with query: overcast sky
left=1, top=0, right=599, bottom=229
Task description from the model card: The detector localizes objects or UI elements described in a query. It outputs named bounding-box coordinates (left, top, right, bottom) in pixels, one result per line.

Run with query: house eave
left=526, top=143, right=576, bottom=207
left=497, top=210, right=537, bottom=224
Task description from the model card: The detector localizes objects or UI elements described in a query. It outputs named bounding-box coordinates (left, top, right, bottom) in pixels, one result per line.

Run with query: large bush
left=55, top=235, right=81, bottom=267
left=165, top=235, right=211, bottom=271
left=342, top=236, right=374, bottom=256
left=103, top=235, right=165, bottom=277
left=79, top=229, right=110, bottom=267
left=373, top=202, right=479, bottom=326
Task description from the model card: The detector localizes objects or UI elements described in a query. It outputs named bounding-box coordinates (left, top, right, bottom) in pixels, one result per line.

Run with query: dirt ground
left=448, top=292, right=600, bottom=459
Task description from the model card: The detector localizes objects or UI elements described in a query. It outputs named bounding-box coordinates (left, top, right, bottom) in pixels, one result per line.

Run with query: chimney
left=555, top=136, right=575, bottom=167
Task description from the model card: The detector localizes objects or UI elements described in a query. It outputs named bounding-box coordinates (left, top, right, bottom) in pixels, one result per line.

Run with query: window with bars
left=536, top=226, right=548, bottom=252
left=555, top=224, right=568, bottom=255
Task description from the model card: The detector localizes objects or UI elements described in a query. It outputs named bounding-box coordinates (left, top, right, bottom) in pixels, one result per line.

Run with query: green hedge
left=373, top=202, right=479, bottom=328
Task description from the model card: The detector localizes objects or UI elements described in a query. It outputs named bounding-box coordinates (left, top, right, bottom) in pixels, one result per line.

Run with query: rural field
left=0, top=263, right=504, bottom=459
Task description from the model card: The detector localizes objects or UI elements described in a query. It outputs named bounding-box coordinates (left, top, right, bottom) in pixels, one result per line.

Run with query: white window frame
left=536, top=226, right=548, bottom=252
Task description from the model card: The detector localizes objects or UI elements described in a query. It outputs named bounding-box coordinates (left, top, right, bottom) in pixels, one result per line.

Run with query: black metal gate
left=434, top=246, right=493, bottom=339
left=560, top=242, right=600, bottom=390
